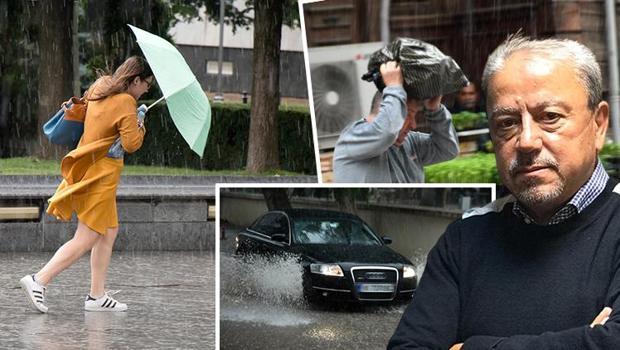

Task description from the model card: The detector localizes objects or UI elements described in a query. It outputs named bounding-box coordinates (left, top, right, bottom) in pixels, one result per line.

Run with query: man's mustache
left=508, top=155, right=559, bottom=176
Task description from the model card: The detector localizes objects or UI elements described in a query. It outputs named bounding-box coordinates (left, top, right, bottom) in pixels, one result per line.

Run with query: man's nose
left=515, top=113, right=542, bottom=153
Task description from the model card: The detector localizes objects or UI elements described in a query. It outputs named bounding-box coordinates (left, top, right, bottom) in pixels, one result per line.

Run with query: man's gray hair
left=481, top=33, right=603, bottom=110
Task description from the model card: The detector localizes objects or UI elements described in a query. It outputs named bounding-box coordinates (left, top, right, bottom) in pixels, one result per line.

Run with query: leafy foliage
left=425, top=153, right=499, bottom=183
left=124, top=101, right=316, bottom=173
left=0, top=1, right=40, bottom=156
left=451, top=111, right=487, bottom=131
left=202, top=0, right=300, bottom=32
left=601, top=143, right=620, bottom=178
left=81, top=0, right=177, bottom=88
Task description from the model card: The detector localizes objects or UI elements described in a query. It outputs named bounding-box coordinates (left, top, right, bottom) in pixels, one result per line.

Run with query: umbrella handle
left=147, top=96, right=165, bottom=111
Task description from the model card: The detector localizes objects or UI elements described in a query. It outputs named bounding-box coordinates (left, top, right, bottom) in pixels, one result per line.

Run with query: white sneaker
left=84, top=291, right=128, bottom=312
left=19, top=275, right=48, bottom=313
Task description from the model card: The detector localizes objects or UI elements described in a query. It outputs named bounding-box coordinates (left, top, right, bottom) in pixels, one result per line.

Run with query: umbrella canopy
left=128, top=24, right=211, bottom=158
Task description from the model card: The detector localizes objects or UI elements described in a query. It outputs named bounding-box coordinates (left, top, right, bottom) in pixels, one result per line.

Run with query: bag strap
left=61, top=96, right=86, bottom=112
left=61, top=75, right=106, bottom=111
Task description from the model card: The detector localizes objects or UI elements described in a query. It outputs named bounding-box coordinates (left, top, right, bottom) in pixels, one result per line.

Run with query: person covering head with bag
left=20, top=56, right=155, bottom=313
left=333, top=60, right=461, bottom=183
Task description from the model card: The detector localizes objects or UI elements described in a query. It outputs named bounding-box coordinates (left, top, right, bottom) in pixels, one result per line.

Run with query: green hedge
left=425, top=153, right=499, bottom=183
left=125, top=101, right=316, bottom=174
left=425, top=143, right=620, bottom=184
left=601, top=143, right=620, bottom=179
left=451, top=111, right=487, bottom=131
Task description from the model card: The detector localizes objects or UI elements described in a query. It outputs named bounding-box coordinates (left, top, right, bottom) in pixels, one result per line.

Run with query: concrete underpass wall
left=219, top=192, right=460, bottom=258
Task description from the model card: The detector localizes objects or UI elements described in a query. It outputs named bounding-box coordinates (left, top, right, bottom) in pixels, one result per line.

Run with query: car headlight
left=403, top=265, right=416, bottom=279
left=310, top=263, right=344, bottom=277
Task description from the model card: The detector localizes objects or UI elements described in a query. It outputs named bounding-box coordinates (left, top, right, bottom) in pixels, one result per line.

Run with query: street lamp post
left=605, top=0, right=620, bottom=143
left=214, top=0, right=226, bottom=102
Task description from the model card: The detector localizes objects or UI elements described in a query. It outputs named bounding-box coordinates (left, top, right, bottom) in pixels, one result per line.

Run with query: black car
left=235, top=209, right=417, bottom=303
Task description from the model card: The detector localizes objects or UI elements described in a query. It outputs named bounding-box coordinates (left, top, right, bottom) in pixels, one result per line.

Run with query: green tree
left=0, top=0, right=38, bottom=157
left=82, top=0, right=175, bottom=83
left=14, top=0, right=179, bottom=159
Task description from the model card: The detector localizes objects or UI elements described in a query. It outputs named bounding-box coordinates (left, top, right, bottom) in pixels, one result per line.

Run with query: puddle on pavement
left=220, top=303, right=315, bottom=327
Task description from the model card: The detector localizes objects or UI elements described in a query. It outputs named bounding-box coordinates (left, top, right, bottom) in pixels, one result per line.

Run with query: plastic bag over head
left=362, top=37, right=469, bottom=100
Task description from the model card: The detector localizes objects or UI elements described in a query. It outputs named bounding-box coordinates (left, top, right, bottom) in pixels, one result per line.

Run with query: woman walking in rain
left=20, top=56, right=154, bottom=313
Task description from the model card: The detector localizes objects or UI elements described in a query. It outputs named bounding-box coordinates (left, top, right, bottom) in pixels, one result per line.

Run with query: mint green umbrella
left=128, top=24, right=211, bottom=158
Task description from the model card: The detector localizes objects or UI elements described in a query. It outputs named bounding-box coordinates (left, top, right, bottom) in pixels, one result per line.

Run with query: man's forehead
left=503, top=50, right=566, bottom=75
left=487, top=52, right=585, bottom=100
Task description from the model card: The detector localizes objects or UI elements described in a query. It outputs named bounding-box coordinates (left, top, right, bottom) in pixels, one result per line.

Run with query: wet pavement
left=0, top=251, right=215, bottom=349
left=220, top=297, right=408, bottom=350
left=219, top=229, right=417, bottom=350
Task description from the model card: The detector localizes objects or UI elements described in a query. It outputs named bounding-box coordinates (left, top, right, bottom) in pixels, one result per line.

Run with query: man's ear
left=593, top=101, right=609, bottom=152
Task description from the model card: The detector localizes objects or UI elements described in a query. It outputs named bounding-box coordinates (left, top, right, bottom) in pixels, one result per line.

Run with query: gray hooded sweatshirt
left=332, top=86, right=459, bottom=183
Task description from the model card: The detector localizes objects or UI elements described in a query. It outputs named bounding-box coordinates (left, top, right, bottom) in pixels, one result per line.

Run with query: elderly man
left=388, top=35, right=620, bottom=349
left=332, top=61, right=459, bottom=183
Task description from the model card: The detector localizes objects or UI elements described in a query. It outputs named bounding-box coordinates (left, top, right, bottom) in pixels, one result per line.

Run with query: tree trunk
left=334, top=189, right=359, bottom=214
left=72, top=0, right=80, bottom=96
left=262, top=188, right=292, bottom=210
left=246, top=0, right=282, bottom=171
left=36, top=0, right=75, bottom=159
left=0, top=76, right=11, bottom=157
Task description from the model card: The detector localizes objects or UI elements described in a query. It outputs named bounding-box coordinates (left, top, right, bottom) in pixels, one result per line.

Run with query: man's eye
left=542, top=112, right=562, bottom=123
left=498, top=118, right=518, bottom=129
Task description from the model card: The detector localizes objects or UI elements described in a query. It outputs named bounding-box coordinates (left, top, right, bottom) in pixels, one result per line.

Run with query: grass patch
left=0, top=157, right=304, bottom=177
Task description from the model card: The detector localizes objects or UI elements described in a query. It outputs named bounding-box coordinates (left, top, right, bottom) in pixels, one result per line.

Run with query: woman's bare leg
left=35, top=221, right=101, bottom=286
left=89, top=226, right=119, bottom=298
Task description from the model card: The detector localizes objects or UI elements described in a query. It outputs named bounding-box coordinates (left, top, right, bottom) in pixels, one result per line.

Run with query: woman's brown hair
left=86, top=56, right=153, bottom=101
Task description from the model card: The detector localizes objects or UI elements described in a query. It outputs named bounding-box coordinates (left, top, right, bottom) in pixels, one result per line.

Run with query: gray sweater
left=332, top=86, right=459, bottom=183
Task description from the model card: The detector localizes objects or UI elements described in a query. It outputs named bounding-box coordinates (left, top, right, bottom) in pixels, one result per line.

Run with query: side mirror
left=272, top=233, right=287, bottom=243
left=382, top=236, right=392, bottom=245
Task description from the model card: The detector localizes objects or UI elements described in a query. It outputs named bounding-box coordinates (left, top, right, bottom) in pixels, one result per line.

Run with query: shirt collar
left=513, top=160, right=609, bottom=225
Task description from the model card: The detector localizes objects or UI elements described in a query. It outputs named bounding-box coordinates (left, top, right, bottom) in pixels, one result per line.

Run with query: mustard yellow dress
left=46, top=92, right=145, bottom=235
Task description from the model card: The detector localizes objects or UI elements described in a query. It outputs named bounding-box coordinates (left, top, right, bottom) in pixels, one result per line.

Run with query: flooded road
left=0, top=251, right=215, bottom=349
left=219, top=229, right=425, bottom=350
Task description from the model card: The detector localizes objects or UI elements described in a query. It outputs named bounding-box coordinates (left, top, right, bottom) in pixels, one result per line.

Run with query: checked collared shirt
left=513, top=160, right=609, bottom=225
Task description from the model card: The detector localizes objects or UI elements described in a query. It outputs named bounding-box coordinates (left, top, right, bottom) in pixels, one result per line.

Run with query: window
left=206, top=61, right=233, bottom=75
left=292, top=218, right=382, bottom=245
left=252, top=213, right=289, bottom=241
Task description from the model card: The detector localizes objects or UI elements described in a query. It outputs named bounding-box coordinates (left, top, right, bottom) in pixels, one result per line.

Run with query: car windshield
left=292, top=218, right=382, bottom=245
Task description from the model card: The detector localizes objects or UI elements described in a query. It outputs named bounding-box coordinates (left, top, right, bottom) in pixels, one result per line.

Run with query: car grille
left=352, top=268, right=397, bottom=283
left=351, top=267, right=398, bottom=301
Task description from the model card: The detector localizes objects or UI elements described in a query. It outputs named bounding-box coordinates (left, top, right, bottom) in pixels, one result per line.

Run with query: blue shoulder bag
left=42, top=97, right=88, bottom=148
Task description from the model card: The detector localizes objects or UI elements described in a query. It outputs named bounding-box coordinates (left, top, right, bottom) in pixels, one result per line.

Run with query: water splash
left=409, top=249, right=428, bottom=280
left=220, top=253, right=305, bottom=306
